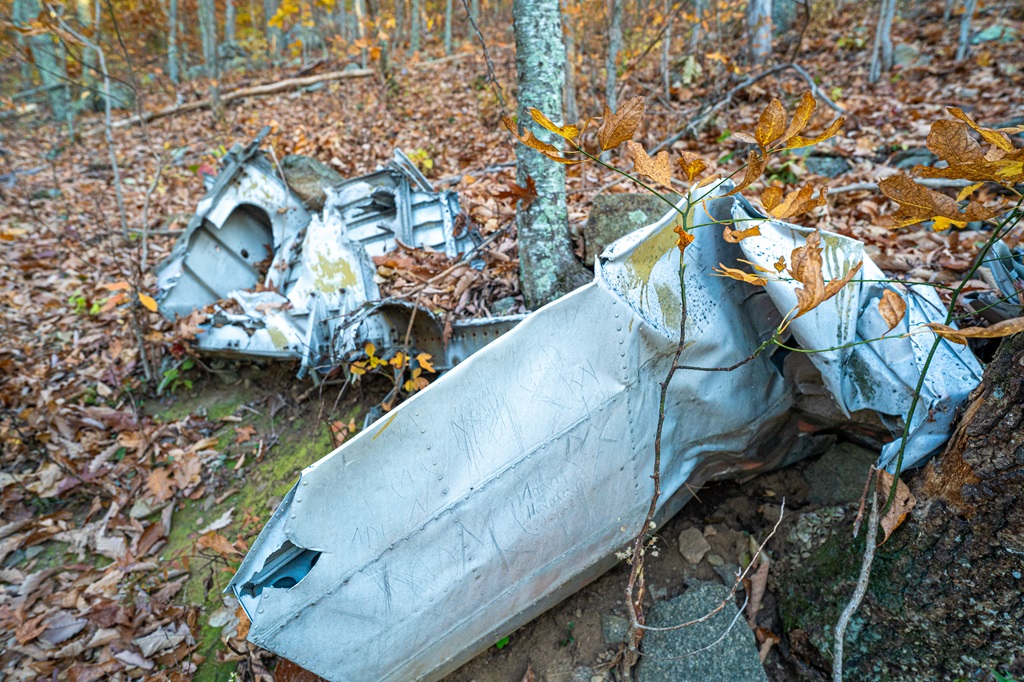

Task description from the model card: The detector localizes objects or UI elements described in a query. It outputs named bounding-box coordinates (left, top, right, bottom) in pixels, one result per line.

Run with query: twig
left=830, top=178, right=971, bottom=194
left=459, top=0, right=506, bottom=112
left=832, top=475, right=879, bottom=682
left=140, top=157, right=168, bottom=271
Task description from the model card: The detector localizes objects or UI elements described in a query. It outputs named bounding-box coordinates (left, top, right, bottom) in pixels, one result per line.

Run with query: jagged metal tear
left=228, top=184, right=980, bottom=681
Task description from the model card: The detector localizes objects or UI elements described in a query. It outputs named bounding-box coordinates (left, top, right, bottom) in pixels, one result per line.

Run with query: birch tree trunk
left=868, top=0, right=895, bottom=83
left=955, top=0, right=976, bottom=62
left=168, top=0, right=180, bottom=82
left=444, top=0, right=453, bottom=54
left=748, top=0, right=772, bottom=64
left=513, top=0, right=590, bottom=308
left=605, top=0, right=623, bottom=112
left=264, top=0, right=282, bottom=58
left=197, top=0, right=220, bottom=109
left=13, top=0, right=70, bottom=122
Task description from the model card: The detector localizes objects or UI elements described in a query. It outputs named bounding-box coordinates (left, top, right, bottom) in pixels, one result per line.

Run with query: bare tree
left=167, top=0, right=180, bottom=83
left=444, top=0, right=453, bottom=54
left=512, top=0, right=590, bottom=308
left=224, top=0, right=236, bottom=44
left=661, top=0, right=672, bottom=98
left=411, top=0, right=421, bottom=51
left=13, top=0, right=71, bottom=122
left=605, top=0, right=623, bottom=111
left=869, top=0, right=895, bottom=83
left=197, top=0, right=220, bottom=108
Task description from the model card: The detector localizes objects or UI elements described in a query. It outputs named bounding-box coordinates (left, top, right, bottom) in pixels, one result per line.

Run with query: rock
left=892, top=43, right=931, bottom=68
left=804, top=155, right=851, bottom=178
left=803, top=441, right=878, bottom=506
left=601, top=614, right=630, bottom=645
left=891, top=147, right=937, bottom=171
left=490, top=296, right=519, bottom=316
left=280, top=154, right=346, bottom=211
left=636, top=582, right=768, bottom=682
left=583, top=193, right=674, bottom=266
left=678, top=527, right=711, bottom=564
left=706, top=553, right=725, bottom=567
left=972, top=24, right=1018, bottom=44
left=713, top=562, right=741, bottom=586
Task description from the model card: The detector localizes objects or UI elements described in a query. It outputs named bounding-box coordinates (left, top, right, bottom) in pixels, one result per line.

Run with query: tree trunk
left=197, top=0, right=220, bottom=109
left=775, top=334, right=1024, bottom=680
left=168, top=0, right=180, bottom=83
left=562, top=0, right=578, bottom=124
left=605, top=0, right=623, bottom=112
left=748, top=0, right=773, bottom=64
left=354, top=0, right=367, bottom=67
left=661, top=0, right=672, bottom=98
left=394, top=0, right=404, bottom=51
left=444, top=0, right=453, bottom=54
left=78, top=0, right=99, bottom=107
left=13, top=0, right=71, bottom=122
left=869, top=0, right=895, bottom=83
left=264, top=0, right=282, bottom=58
left=955, top=0, right=976, bottom=62
left=471, top=0, right=479, bottom=23
left=943, top=0, right=956, bottom=21
left=512, top=0, right=590, bottom=309
left=690, top=0, right=703, bottom=51
left=410, top=0, right=420, bottom=52
left=225, top=0, right=236, bottom=44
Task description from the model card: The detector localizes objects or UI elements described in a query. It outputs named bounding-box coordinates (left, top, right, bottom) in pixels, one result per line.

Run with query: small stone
left=601, top=614, right=630, bottom=645
left=678, top=527, right=711, bottom=564
left=706, top=553, right=725, bottom=567
left=703, top=525, right=717, bottom=537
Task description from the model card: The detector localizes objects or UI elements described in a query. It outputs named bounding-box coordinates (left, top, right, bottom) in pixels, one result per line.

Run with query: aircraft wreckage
left=154, top=134, right=982, bottom=681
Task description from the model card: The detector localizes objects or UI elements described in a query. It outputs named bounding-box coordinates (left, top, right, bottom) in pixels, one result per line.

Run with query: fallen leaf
left=146, top=468, right=176, bottom=503
left=138, top=294, right=158, bottom=312
left=877, top=469, right=915, bottom=544
left=196, top=531, right=241, bottom=558
left=234, top=425, right=257, bottom=445
left=878, top=290, right=907, bottom=333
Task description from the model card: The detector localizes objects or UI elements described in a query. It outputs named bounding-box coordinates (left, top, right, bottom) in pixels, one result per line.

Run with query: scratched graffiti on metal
left=228, top=182, right=981, bottom=681
left=154, top=129, right=522, bottom=375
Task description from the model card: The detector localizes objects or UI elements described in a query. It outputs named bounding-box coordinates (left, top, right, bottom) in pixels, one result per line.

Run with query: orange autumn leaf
left=197, top=531, right=242, bottom=557
left=877, top=469, right=915, bottom=544
left=528, top=108, right=580, bottom=142
left=722, top=225, right=762, bottom=242
left=627, top=140, right=672, bottom=189
left=755, top=98, right=787, bottom=150
left=788, top=230, right=862, bottom=317
left=915, top=115, right=1024, bottom=185
left=674, top=224, right=694, bottom=253
left=761, top=186, right=784, bottom=213
left=713, top=263, right=768, bottom=286
left=597, top=96, right=645, bottom=151
left=725, top=150, right=768, bottom=196
left=784, top=116, right=846, bottom=150
left=502, top=115, right=581, bottom=165
left=782, top=91, right=816, bottom=143
left=139, top=293, right=159, bottom=312
left=767, top=184, right=828, bottom=220
left=677, top=152, right=708, bottom=183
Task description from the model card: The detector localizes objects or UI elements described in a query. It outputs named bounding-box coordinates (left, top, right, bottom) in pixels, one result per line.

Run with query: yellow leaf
left=773, top=255, right=787, bottom=273
left=785, top=117, right=846, bottom=149
left=878, top=290, right=907, bottom=333
left=755, top=98, right=787, bottom=150
left=782, top=91, right=816, bottom=143
left=956, top=181, right=987, bottom=202
left=877, top=469, right=915, bottom=544
left=879, top=175, right=1004, bottom=228
left=677, top=152, right=708, bottom=183
left=597, top=96, right=645, bottom=151
left=725, top=150, right=768, bottom=196
left=926, top=317, right=1024, bottom=345
left=947, top=107, right=1016, bottom=153
left=365, top=342, right=376, bottom=358
left=768, top=184, right=828, bottom=220
left=761, top=186, right=784, bottom=212
left=713, top=263, right=767, bottom=286
left=139, top=294, right=158, bottom=312
left=502, top=115, right=579, bottom=164
left=627, top=140, right=672, bottom=189
left=722, top=225, right=762, bottom=242
left=528, top=108, right=580, bottom=142
left=416, top=352, right=436, bottom=373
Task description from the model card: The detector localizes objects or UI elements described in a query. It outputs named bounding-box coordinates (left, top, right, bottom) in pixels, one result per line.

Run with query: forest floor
left=2, top=1, right=1024, bottom=679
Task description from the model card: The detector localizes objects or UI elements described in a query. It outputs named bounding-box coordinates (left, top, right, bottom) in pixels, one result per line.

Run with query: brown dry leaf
left=714, top=263, right=768, bottom=286
left=627, top=140, right=672, bottom=189
left=235, top=606, right=251, bottom=640
left=956, top=181, right=987, bottom=202
left=822, top=260, right=862, bottom=300
left=521, top=663, right=536, bottom=682
left=785, top=116, right=846, bottom=149
left=789, top=230, right=825, bottom=317
left=755, top=98, right=787, bottom=150
left=916, top=118, right=1024, bottom=184
left=502, top=115, right=580, bottom=165
left=196, top=531, right=241, bottom=558
left=677, top=152, right=708, bottom=183
left=234, top=425, right=257, bottom=445
left=274, top=659, right=322, bottom=682
left=745, top=554, right=770, bottom=628
left=782, top=91, right=816, bottom=143
left=674, top=224, right=694, bottom=253
left=494, top=176, right=537, bottom=208
left=146, top=468, right=176, bottom=503
left=877, top=469, right=915, bottom=544
left=878, top=290, right=907, bottom=333
left=725, top=150, right=768, bottom=196
left=926, top=317, right=1024, bottom=345
left=722, top=225, right=762, bottom=242
left=768, top=184, right=828, bottom=220
left=597, top=96, right=645, bottom=151
left=948, top=107, right=1016, bottom=153
left=761, top=186, right=784, bottom=213
left=878, top=175, right=1004, bottom=229
left=528, top=108, right=579, bottom=142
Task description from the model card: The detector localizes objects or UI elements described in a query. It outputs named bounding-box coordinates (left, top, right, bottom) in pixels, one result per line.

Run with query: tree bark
left=868, top=0, right=894, bottom=83
left=562, top=0, right=579, bottom=124
left=168, top=0, right=180, bottom=83
left=13, top=0, right=71, bottom=122
left=512, top=0, right=590, bottom=309
left=661, top=0, right=672, bottom=98
left=444, top=0, right=453, bottom=54
left=605, top=0, right=623, bottom=112
left=748, top=0, right=773, bottom=64
left=225, top=0, right=237, bottom=45
left=410, top=0, right=421, bottom=52
left=264, top=0, right=283, bottom=57
left=197, top=0, right=220, bottom=111
left=776, top=333, right=1024, bottom=680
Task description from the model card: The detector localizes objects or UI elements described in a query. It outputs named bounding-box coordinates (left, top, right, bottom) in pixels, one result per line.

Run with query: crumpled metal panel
left=154, top=138, right=500, bottom=373
left=229, top=184, right=982, bottom=681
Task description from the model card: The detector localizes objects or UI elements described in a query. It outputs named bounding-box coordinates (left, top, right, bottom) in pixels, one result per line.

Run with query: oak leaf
left=146, top=468, right=176, bottom=503
left=677, top=152, right=708, bottom=183
left=879, top=175, right=1003, bottom=229
left=597, top=96, right=645, bottom=151
left=878, top=290, right=907, bottom=333
left=197, top=531, right=241, bottom=558
left=627, top=141, right=672, bottom=189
